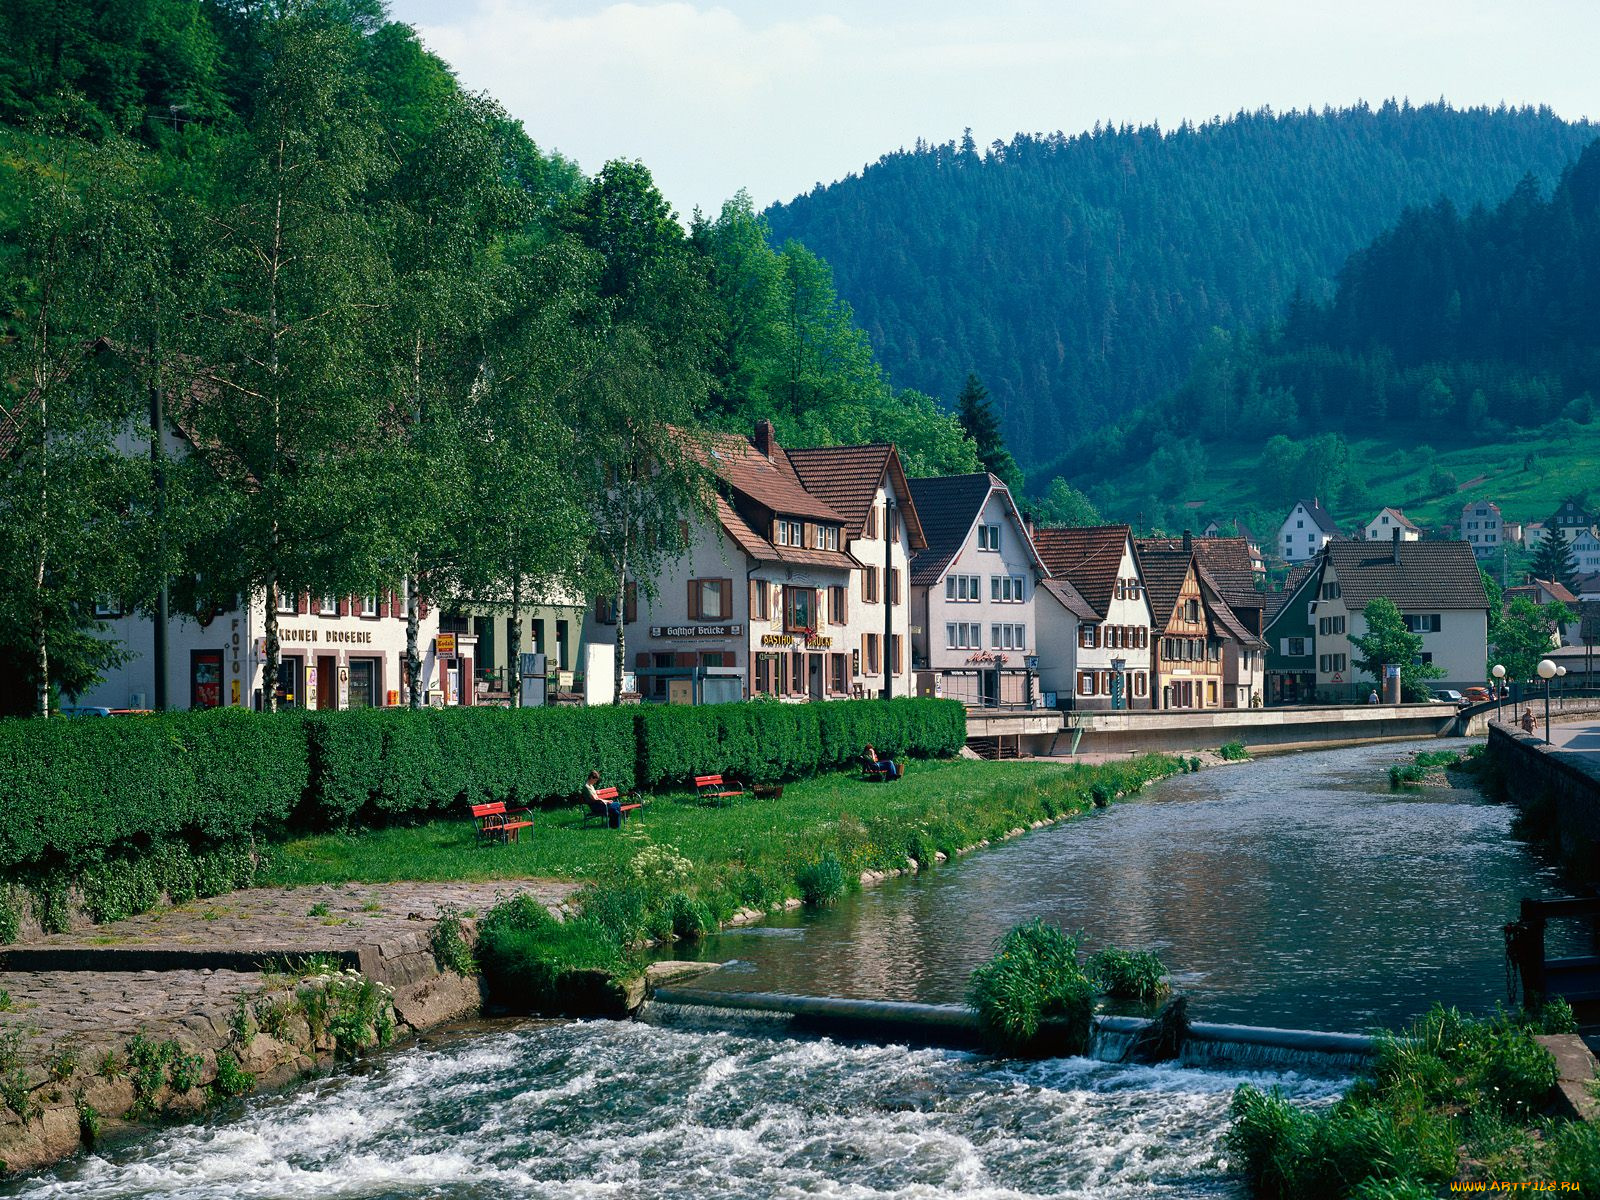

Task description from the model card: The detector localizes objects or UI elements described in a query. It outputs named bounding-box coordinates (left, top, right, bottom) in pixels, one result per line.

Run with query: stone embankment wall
left=1485, top=723, right=1600, bottom=869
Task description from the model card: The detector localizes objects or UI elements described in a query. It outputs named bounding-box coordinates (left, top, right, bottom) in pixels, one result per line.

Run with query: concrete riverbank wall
left=970, top=703, right=1459, bottom=757
left=1486, top=723, right=1600, bottom=871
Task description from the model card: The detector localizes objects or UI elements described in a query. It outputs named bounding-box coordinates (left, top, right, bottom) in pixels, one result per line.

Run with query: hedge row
left=636, top=697, right=967, bottom=786
left=0, top=698, right=965, bottom=870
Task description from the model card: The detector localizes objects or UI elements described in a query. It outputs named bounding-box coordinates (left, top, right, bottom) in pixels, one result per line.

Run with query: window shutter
left=337, top=597, right=349, bottom=617
left=749, top=579, right=761, bottom=617
left=625, top=582, right=638, bottom=624
left=675, top=651, right=696, bottom=669
left=720, top=579, right=733, bottom=620
left=296, top=591, right=308, bottom=615
left=687, top=579, right=700, bottom=620
left=839, top=586, right=848, bottom=623
left=635, top=652, right=650, bottom=669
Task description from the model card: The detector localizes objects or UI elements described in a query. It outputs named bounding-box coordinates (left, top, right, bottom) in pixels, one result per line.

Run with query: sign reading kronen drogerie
left=651, top=623, right=744, bottom=638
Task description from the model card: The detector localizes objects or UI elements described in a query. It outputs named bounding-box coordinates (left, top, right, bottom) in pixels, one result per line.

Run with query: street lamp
left=1491, top=663, right=1505, bottom=723
left=1558, top=665, right=1567, bottom=711
left=1537, top=658, right=1557, bottom=744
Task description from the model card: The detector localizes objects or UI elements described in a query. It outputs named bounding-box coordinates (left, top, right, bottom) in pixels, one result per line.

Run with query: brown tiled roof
left=786, top=443, right=928, bottom=550
left=1033, top=524, right=1131, bottom=619
left=1139, top=536, right=1261, bottom=614
left=711, top=496, right=861, bottom=570
left=1506, top=579, right=1579, bottom=606
left=1040, top=577, right=1098, bottom=621
left=1134, top=542, right=1198, bottom=629
left=706, top=431, right=845, bottom=524
left=1197, top=566, right=1267, bottom=649
left=1325, top=541, right=1490, bottom=611
left=1533, top=578, right=1578, bottom=604
left=906, top=473, right=1045, bottom=586
left=1266, top=561, right=1318, bottom=620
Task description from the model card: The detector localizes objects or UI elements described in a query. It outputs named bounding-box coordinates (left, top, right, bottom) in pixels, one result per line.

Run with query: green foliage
left=1350, top=599, right=1443, bottom=700
left=1538, top=995, right=1577, bottom=1034
left=967, top=920, right=1095, bottom=1056
left=956, top=374, right=1021, bottom=493
left=0, top=887, right=17, bottom=944
left=74, top=1091, right=100, bottom=1145
left=429, top=905, right=477, bottom=977
left=209, top=1052, right=254, bottom=1101
left=1496, top=596, right=1573, bottom=685
left=475, top=894, right=635, bottom=1015
left=0, top=1029, right=37, bottom=1123
left=636, top=697, right=965, bottom=787
left=795, top=853, right=848, bottom=909
left=1218, top=741, right=1249, bottom=761
left=1088, top=947, right=1170, bottom=1003
left=125, top=1032, right=172, bottom=1119
left=1530, top=525, right=1580, bottom=589
left=1228, top=1004, right=1568, bottom=1196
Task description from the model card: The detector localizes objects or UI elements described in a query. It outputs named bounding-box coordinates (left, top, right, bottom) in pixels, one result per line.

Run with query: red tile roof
left=786, top=443, right=928, bottom=550
left=706, top=431, right=846, bottom=524
left=1134, top=543, right=1198, bottom=630
left=1032, top=525, right=1132, bottom=619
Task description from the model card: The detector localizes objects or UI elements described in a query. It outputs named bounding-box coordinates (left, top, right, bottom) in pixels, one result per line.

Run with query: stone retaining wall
left=1485, top=723, right=1600, bottom=869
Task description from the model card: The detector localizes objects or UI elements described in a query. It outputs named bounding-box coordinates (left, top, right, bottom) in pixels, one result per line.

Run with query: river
left=2, top=739, right=1567, bottom=1198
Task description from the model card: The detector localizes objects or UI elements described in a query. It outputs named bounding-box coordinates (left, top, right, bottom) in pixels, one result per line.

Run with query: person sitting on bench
left=586, top=769, right=623, bottom=828
left=864, top=743, right=900, bottom=780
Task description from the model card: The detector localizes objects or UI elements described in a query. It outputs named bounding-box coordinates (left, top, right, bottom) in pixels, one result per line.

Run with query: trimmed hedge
left=636, top=697, right=967, bottom=787
left=0, top=697, right=961, bottom=874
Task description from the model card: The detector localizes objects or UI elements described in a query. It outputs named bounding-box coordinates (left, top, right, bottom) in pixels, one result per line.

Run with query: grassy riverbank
left=266, top=756, right=1184, bottom=915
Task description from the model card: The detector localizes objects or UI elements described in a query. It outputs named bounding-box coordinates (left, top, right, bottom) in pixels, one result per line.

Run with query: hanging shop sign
left=436, top=632, right=457, bottom=656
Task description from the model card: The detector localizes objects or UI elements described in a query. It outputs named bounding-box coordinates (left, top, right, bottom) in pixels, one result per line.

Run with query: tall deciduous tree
left=1493, top=595, right=1573, bottom=685
left=1035, top=477, right=1102, bottom=528
left=177, top=0, right=396, bottom=711
left=1349, top=597, right=1444, bottom=700
left=0, top=134, right=160, bottom=716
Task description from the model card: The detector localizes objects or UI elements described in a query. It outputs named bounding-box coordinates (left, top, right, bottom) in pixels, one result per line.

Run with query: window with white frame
left=320, top=594, right=338, bottom=615
left=277, top=591, right=298, bottom=614
left=1402, top=613, right=1442, bottom=633
left=362, top=594, right=378, bottom=617
left=977, top=524, right=1001, bottom=551
left=818, top=524, right=840, bottom=551
left=989, top=623, right=1026, bottom=650
left=945, top=622, right=981, bottom=650
left=773, top=518, right=804, bottom=547
left=945, top=574, right=981, bottom=602
left=93, top=598, right=125, bottom=618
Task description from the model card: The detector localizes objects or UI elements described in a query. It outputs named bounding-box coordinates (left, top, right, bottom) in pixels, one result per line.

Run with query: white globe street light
left=1492, top=663, right=1506, bottom=723
left=1558, top=664, right=1568, bottom=712
left=1538, top=658, right=1558, bottom=743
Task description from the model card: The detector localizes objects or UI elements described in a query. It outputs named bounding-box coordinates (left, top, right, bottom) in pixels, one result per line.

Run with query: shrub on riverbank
left=1089, top=947, right=1170, bottom=1003
left=1226, top=1003, right=1594, bottom=1197
left=475, top=893, right=637, bottom=1015
left=1219, top=741, right=1249, bottom=761
left=967, top=920, right=1096, bottom=1055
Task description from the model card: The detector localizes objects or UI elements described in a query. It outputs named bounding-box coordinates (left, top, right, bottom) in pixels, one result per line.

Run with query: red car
left=1462, top=687, right=1492, bottom=704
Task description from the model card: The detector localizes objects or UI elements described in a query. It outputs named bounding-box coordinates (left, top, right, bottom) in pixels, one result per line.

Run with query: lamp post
left=1558, top=665, right=1567, bottom=711
left=1491, top=663, right=1506, bottom=724
left=1538, top=658, right=1557, bottom=744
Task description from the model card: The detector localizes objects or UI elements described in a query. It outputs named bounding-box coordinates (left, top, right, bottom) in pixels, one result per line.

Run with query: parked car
left=58, top=706, right=152, bottom=717
left=1462, top=687, right=1492, bottom=704
left=1430, top=689, right=1466, bottom=705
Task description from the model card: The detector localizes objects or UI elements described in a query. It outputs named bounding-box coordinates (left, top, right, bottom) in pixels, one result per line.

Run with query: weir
left=645, top=986, right=1374, bottom=1074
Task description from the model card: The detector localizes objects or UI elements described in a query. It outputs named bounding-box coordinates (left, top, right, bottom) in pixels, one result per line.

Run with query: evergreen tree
left=1530, top=527, right=1579, bottom=589
left=957, top=374, right=1021, bottom=491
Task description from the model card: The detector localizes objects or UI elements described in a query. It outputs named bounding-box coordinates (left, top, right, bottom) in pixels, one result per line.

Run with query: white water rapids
left=5, top=1021, right=1344, bottom=1199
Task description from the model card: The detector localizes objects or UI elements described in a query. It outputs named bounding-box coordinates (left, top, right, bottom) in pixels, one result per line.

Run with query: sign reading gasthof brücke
left=650, top=623, right=743, bottom=638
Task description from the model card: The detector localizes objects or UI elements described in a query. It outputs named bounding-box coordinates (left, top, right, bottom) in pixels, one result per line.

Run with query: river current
left=4, top=739, right=1567, bottom=1198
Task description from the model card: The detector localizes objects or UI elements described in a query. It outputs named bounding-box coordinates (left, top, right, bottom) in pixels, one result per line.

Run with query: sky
left=385, top=0, right=1600, bottom=220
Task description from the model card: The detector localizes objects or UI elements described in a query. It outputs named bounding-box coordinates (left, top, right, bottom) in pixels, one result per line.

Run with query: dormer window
left=977, top=524, right=1001, bottom=551
left=818, top=524, right=840, bottom=551
left=773, top=518, right=803, bottom=547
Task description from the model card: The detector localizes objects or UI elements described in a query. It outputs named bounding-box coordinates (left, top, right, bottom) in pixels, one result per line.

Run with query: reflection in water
left=676, top=741, right=1570, bottom=1032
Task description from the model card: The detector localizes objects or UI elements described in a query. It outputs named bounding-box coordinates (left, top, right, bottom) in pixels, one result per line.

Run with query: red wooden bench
left=695, top=774, right=745, bottom=803
left=472, top=801, right=533, bottom=844
left=585, top=786, right=643, bottom=827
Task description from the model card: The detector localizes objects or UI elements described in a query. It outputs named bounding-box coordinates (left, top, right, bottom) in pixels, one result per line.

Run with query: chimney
left=753, top=418, right=775, bottom=459
left=1024, top=513, right=1036, bottom=540
left=1182, top=528, right=1192, bottom=553
left=1392, top=526, right=1401, bottom=564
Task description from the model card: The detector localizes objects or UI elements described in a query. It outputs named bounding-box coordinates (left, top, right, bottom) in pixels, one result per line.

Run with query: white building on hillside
left=1460, top=499, right=1504, bottom=560
left=1278, top=499, right=1338, bottom=563
left=1364, top=507, right=1419, bottom=543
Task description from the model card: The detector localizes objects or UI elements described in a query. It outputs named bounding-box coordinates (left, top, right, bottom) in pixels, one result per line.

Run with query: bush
left=796, top=852, right=848, bottom=909
left=1219, top=740, right=1249, bottom=761
left=475, top=894, right=635, bottom=1015
left=1088, top=946, right=1170, bottom=1003
left=636, top=698, right=965, bottom=787
left=966, top=919, right=1095, bottom=1056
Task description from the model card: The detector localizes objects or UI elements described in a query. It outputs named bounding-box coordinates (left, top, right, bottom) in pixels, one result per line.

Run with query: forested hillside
left=1059, top=138, right=1600, bottom=543
left=766, top=103, right=1596, bottom=467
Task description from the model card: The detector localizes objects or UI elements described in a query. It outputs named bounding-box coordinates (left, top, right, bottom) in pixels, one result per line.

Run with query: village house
left=1569, top=525, right=1600, bottom=574
left=1262, top=562, right=1320, bottom=705
left=443, top=589, right=589, bottom=704
left=1364, top=507, right=1420, bottom=543
left=585, top=421, right=923, bottom=704
left=1136, top=537, right=1226, bottom=709
left=1503, top=578, right=1580, bottom=647
left=1202, top=518, right=1266, bottom=582
left=1277, top=499, right=1338, bottom=563
left=1032, top=524, right=1154, bottom=709
left=907, top=472, right=1045, bottom=707
left=1141, top=533, right=1267, bottom=707
left=1298, top=536, right=1490, bottom=701
left=1460, top=499, right=1504, bottom=559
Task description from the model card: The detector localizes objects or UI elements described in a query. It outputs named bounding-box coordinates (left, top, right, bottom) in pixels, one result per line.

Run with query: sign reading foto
left=650, top=624, right=743, bottom=638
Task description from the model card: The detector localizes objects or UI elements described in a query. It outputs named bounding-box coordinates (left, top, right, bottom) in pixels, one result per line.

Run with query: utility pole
left=149, top=322, right=168, bottom=711
left=883, top=499, right=895, bottom=700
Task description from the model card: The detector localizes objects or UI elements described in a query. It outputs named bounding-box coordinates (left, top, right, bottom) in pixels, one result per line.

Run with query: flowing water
left=3, top=1021, right=1343, bottom=1199
left=4, top=739, right=1572, bottom=1197
left=672, top=739, right=1574, bottom=1032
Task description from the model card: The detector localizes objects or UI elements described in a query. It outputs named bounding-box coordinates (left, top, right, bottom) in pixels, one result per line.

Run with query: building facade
left=1278, top=499, right=1338, bottom=563
left=1033, top=525, right=1154, bottom=709
left=1263, top=563, right=1319, bottom=704
left=1364, top=507, right=1419, bottom=542
left=1460, top=500, right=1504, bottom=559
left=908, top=473, right=1045, bottom=707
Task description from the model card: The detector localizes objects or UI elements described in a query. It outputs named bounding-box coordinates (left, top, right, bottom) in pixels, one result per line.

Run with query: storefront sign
left=277, top=627, right=374, bottom=645
left=805, top=635, right=832, bottom=649
left=436, top=632, right=457, bottom=656
left=652, top=624, right=743, bottom=638
left=761, top=633, right=794, bottom=646
left=761, top=632, right=833, bottom=649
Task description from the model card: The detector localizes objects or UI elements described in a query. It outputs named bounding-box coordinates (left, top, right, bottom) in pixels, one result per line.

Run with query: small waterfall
left=639, top=1000, right=800, bottom=1039
left=1088, top=1027, right=1137, bottom=1062
left=1180, top=1037, right=1371, bottom=1075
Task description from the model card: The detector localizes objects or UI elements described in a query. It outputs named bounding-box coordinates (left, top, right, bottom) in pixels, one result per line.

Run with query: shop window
left=348, top=659, right=378, bottom=708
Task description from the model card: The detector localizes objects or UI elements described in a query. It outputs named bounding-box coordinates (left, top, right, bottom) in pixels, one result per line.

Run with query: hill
left=765, top=103, right=1597, bottom=467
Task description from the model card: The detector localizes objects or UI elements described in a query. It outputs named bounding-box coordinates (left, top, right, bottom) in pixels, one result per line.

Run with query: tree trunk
left=263, top=580, right=281, bottom=713
left=405, top=573, right=422, bottom=709
left=32, top=385, right=49, bottom=718
left=508, top=574, right=523, bottom=708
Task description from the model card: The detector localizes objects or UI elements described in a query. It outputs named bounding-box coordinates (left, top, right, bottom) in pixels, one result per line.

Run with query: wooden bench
left=861, top=756, right=902, bottom=782
left=472, top=801, right=533, bottom=844
left=585, top=786, right=643, bottom=827
left=695, top=773, right=745, bottom=803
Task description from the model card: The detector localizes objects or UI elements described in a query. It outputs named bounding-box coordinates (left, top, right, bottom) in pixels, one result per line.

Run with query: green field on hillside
left=1095, top=422, right=1600, bottom=550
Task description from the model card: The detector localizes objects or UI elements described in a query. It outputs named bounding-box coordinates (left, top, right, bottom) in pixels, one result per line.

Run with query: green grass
left=1097, top=423, right=1600, bottom=545
left=264, top=757, right=1182, bottom=906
